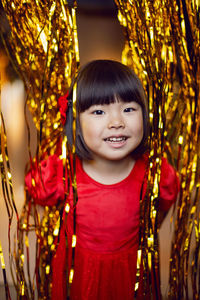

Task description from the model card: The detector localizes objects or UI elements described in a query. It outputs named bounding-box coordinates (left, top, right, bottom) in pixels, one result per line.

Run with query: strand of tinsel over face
left=115, top=0, right=200, bottom=298
left=115, top=0, right=174, bottom=297
left=1, top=0, right=80, bottom=299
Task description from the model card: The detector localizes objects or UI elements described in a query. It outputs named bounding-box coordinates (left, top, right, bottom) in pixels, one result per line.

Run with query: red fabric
left=71, top=245, right=137, bottom=300
left=51, top=225, right=67, bottom=300
left=25, top=154, right=180, bottom=300
left=25, top=155, right=65, bottom=206
left=74, top=157, right=145, bottom=253
left=159, top=158, right=180, bottom=211
left=58, top=91, right=69, bottom=125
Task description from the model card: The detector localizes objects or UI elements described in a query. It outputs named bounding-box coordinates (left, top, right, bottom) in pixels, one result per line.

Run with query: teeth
left=106, top=137, right=126, bottom=142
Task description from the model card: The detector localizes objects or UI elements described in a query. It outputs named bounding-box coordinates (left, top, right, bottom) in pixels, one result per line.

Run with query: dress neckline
left=77, top=156, right=147, bottom=188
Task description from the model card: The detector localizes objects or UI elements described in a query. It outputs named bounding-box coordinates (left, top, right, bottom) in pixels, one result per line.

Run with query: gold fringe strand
left=0, top=0, right=80, bottom=299
left=115, top=0, right=200, bottom=298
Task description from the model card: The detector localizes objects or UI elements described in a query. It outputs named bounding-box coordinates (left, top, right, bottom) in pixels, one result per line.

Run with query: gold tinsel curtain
left=115, top=0, right=200, bottom=298
left=0, top=0, right=199, bottom=299
left=0, top=0, right=79, bottom=299
left=1, top=0, right=79, bottom=156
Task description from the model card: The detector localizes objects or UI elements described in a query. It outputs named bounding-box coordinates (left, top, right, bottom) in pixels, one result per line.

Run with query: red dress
left=25, top=154, right=180, bottom=300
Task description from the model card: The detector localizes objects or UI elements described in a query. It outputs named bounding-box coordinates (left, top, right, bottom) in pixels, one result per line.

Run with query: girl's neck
left=82, top=156, right=136, bottom=185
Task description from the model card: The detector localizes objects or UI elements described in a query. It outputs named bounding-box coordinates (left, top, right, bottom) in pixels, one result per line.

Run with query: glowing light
left=20, top=254, right=24, bottom=264
left=69, top=268, right=74, bottom=283
left=7, top=172, right=12, bottom=180
left=48, top=235, right=53, bottom=245
left=22, top=223, right=27, bottom=230
left=20, top=281, right=25, bottom=296
left=178, top=136, right=183, bottom=145
left=72, top=235, right=76, bottom=248
left=65, top=203, right=70, bottom=213
left=31, top=178, right=35, bottom=187
left=53, top=228, right=59, bottom=236
left=37, top=24, right=48, bottom=53
left=148, top=252, right=152, bottom=270
left=148, top=234, right=154, bottom=248
left=0, top=241, right=6, bottom=269
left=46, top=265, right=50, bottom=274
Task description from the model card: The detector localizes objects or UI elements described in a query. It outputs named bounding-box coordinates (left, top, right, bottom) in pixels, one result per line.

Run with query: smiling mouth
left=104, top=136, right=127, bottom=142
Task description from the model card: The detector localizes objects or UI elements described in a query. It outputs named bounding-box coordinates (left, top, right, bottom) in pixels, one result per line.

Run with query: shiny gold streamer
left=1, top=0, right=79, bottom=156
left=1, top=0, right=199, bottom=299
left=115, top=0, right=200, bottom=298
left=115, top=0, right=172, bottom=297
left=1, top=0, right=79, bottom=299
left=166, top=1, right=200, bottom=298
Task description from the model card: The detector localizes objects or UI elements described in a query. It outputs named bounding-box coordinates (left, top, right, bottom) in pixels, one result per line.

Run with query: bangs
left=74, top=60, right=146, bottom=112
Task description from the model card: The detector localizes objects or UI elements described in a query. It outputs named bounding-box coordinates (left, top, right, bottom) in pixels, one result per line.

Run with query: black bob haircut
left=65, top=59, right=149, bottom=160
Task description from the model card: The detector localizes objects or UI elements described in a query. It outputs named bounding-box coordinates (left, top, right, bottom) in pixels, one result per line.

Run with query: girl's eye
left=124, top=107, right=136, bottom=112
left=92, top=110, right=105, bottom=115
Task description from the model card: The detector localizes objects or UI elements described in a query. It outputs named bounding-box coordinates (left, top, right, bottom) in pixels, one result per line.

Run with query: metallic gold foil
left=1, top=0, right=80, bottom=298
left=115, top=0, right=200, bottom=298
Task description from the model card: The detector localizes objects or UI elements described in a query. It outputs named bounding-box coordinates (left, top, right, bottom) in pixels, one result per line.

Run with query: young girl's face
left=79, top=100, right=144, bottom=163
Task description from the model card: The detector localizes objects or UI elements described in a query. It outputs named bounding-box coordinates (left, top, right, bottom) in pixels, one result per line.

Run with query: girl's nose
left=108, top=114, right=125, bottom=129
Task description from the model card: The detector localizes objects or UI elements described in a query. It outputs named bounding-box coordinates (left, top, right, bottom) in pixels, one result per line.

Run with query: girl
left=25, top=60, right=179, bottom=300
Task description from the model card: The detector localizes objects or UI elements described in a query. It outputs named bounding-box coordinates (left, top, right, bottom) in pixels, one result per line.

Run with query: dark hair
left=65, top=59, right=149, bottom=160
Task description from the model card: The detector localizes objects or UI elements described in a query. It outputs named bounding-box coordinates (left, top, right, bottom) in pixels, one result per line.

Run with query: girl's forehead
left=88, top=98, right=142, bottom=107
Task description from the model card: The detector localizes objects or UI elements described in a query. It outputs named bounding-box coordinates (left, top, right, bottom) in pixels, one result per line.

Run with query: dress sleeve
left=159, top=158, right=180, bottom=212
left=25, top=155, right=65, bottom=206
